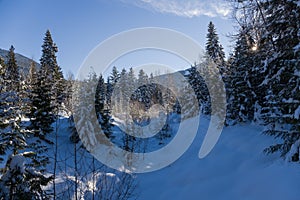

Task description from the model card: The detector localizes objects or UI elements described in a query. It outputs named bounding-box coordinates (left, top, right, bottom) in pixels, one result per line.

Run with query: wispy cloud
left=121, top=0, right=231, bottom=18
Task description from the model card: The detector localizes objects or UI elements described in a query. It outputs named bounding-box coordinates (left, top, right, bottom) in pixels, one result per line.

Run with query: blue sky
left=0, top=0, right=235, bottom=75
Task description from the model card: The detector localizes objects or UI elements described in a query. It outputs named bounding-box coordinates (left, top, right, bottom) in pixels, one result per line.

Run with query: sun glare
left=251, top=44, right=258, bottom=51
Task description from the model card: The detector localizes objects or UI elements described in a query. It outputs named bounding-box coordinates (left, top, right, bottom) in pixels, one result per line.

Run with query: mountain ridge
left=0, top=48, right=40, bottom=75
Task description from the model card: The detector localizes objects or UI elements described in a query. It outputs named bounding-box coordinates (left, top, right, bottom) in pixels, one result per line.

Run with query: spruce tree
left=186, top=63, right=210, bottom=114
left=52, top=63, right=65, bottom=115
left=0, top=57, right=6, bottom=162
left=30, top=29, right=62, bottom=136
left=30, top=68, right=54, bottom=137
left=108, top=66, right=120, bottom=111
left=95, top=74, right=113, bottom=139
left=0, top=46, right=52, bottom=199
left=40, top=30, right=58, bottom=82
left=28, top=31, right=61, bottom=196
left=0, top=45, right=25, bottom=155
left=5, top=46, right=19, bottom=91
left=205, top=22, right=227, bottom=119
left=227, top=30, right=255, bottom=123
left=259, top=0, right=300, bottom=159
left=110, top=66, right=120, bottom=87
left=136, top=69, right=149, bottom=109
left=95, top=74, right=106, bottom=117
left=205, top=21, right=226, bottom=74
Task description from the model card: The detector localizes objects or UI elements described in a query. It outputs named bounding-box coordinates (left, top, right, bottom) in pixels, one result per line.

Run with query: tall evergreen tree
left=5, top=46, right=19, bottom=91
left=258, top=0, right=300, bottom=159
left=136, top=69, right=149, bottom=109
left=40, top=30, right=58, bottom=82
left=108, top=66, right=120, bottom=111
left=40, top=30, right=65, bottom=113
left=28, top=31, right=61, bottom=196
left=0, top=57, right=6, bottom=162
left=226, top=30, right=255, bottom=123
left=0, top=45, right=25, bottom=155
left=0, top=46, right=52, bottom=199
left=205, top=21, right=226, bottom=74
left=105, top=77, right=112, bottom=108
left=109, top=66, right=120, bottom=87
left=30, top=67, right=54, bottom=137
left=186, top=63, right=210, bottom=114
left=30, top=30, right=62, bottom=136
left=95, top=74, right=106, bottom=116
left=52, top=63, right=65, bottom=114
left=231, top=0, right=300, bottom=160
left=95, top=74, right=113, bottom=139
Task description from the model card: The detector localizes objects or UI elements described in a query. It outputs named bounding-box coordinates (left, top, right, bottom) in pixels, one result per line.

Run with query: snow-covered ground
left=13, top=115, right=300, bottom=199
left=136, top=117, right=300, bottom=200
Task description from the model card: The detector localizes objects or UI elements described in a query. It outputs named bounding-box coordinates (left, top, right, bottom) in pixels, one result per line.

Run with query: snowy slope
left=1, top=113, right=299, bottom=199
left=136, top=117, right=300, bottom=200
left=45, top=118, right=138, bottom=199
left=24, top=115, right=300, bottom=199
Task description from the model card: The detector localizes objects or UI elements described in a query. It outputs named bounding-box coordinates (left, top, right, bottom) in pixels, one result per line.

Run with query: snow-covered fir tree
left=205, top=21, right=226, bottom=75
left=0, top=56, right=6, bottom=162
left=226, top=30, right=255, bottom=124
left=230, top=0, right=300, bottom=160
left=0, top=46, right=52, bottom=199
left=95, top=74, right=106, bottom=116
left=186, top=63, right=210, bottom=114
left=108, top=66, right=120, bottom=112
left=95, top=74, right=114, bottom=139
left=5, top=46, right=20, bottom=91
left=258, top=0, right=300, bottom=160
left=136, top=69, right=150, bottom=109
left=30, top=30, right=62, bottom=136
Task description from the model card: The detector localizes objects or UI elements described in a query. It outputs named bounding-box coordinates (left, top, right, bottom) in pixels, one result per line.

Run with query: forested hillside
left=0, top=0, right=299, bottom=199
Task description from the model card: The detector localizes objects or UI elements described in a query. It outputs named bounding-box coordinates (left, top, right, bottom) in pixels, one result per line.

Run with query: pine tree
left=95, top=74, right=106, bottom=117
left=232, top=0, right=300, bottom=160
left=106, top=77, right=113, bottom=108
left=229, top=0, right=269, bottom=123
left=115, top=68, right=127, bottom=113
left=186, top=63, right=210, bottom=114
left=40, top=30, right=64, bottom=113
left=27, top=31, right=61, bottom=197
left=128, top=67, right=137, bottom=90
left=137, top=69, right=148, bottom=87
left=110, top=66, right=120, bottom=87
left=30, top=30, right=62, bottom=136
left=22, top=61, right=38, bottom=118
left=0, top=45, right=25, bottom=155
left=30, top=68, right=54, bottom=137
left=136, top=69, right=149, bottom=109
left=52, top=63, right=65, bottom=115
left=5, top=46, right=19, bottom=91
left=0, top=56, right=6, bottom=162
left=95, top=74, right=113, bottom=139
left=258, top=0, right=300, bottom=159
left=205, top=21, right=226, bottom=74
left=226, top=30, right=255, bottom=123
left=40, top=30, right=58, bottom=82
left=108, top=66, right=120, bottom=112
left=205, top=22, right=228, bottom=120
left=0, top=46, right=52, bottom=199
left=0, top=152, right=52, bottom=200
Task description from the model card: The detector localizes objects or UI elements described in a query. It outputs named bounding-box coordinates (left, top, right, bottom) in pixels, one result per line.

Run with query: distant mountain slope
left=0, top=48, right=40, bottom=75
